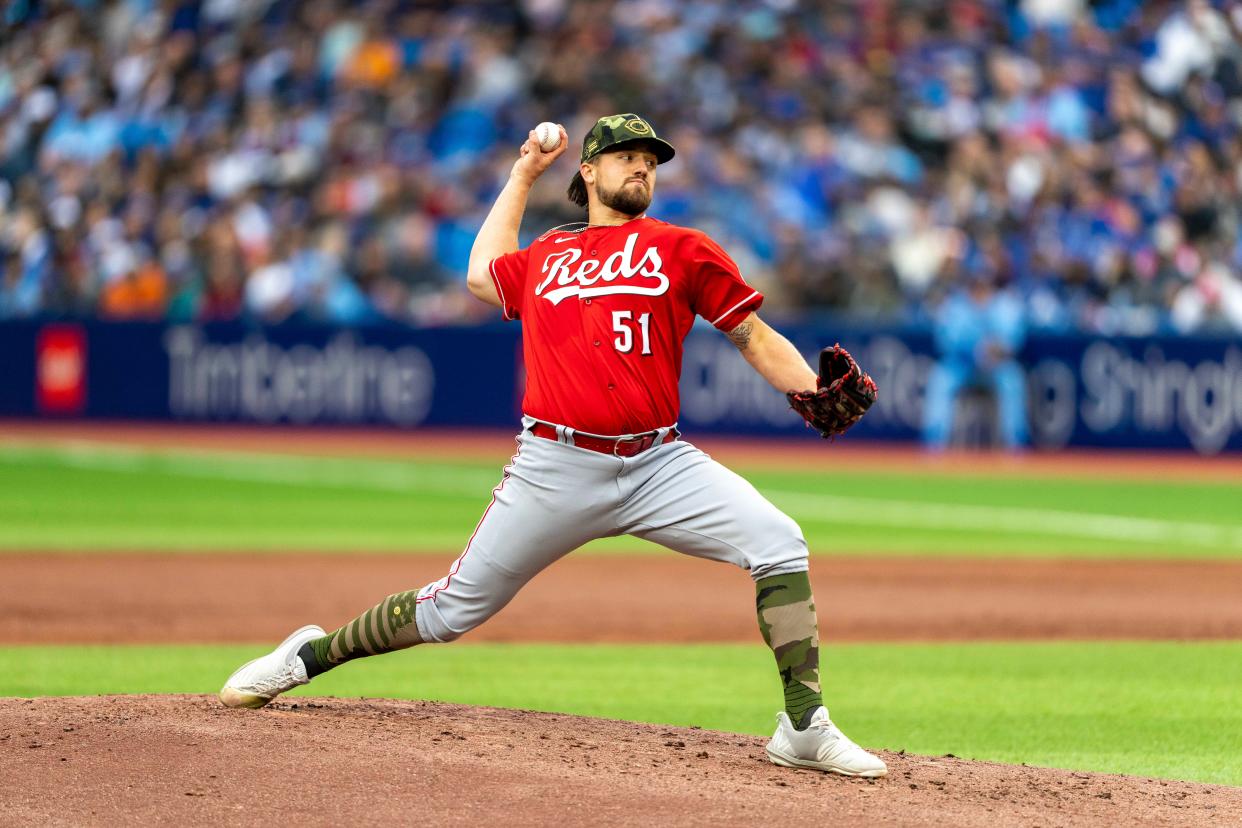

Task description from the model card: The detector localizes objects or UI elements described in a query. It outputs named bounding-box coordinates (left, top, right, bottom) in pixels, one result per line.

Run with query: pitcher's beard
left=597, top=181, right=651, bottom=216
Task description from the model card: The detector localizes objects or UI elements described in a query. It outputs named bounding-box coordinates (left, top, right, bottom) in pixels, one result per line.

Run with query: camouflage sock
left=304, top=590, right=424, bottom=675
left=755, top=571, right=823, bottom=730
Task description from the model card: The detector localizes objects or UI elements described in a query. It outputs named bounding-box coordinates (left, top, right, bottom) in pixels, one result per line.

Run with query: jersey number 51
left=612, top=311, right=652, bottom=355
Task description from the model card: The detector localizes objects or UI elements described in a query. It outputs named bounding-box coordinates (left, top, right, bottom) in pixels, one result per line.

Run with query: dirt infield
left=2, top=696, right=1235, bottom=827
left=6, top=553, right=1242, bottom=644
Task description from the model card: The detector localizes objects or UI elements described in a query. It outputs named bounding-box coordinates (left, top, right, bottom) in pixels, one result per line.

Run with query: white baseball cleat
left=219, top=624, right=325, bottom=709
left=765, top=706, right=888, bottom=777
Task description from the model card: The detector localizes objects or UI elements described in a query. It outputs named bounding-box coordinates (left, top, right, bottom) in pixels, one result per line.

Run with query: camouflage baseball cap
left=579, top=114, right=676, bottom=164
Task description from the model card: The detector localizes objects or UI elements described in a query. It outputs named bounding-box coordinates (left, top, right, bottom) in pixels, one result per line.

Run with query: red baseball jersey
left=489, top=217, right=763, bottom=435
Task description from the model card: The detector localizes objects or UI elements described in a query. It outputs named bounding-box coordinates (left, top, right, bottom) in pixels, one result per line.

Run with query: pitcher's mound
left=0, top=696, right=1234, bottom=826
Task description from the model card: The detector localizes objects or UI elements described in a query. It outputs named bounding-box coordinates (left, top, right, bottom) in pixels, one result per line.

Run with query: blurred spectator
left=0, top=0, right=1240, bottom=334
left=923, top=270, right=1029, bottom=451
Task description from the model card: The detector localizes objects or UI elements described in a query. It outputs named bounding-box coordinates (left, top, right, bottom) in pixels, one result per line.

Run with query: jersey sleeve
left=689, top=234, right=764, bottom=331
left=488, top=247, right=530, bottom=321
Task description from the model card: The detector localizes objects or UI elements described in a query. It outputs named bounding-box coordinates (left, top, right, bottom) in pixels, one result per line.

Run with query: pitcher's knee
left=746, top=516, right=810, bottom=580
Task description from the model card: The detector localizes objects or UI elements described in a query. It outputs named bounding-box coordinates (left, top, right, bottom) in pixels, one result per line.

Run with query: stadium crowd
left=3, top=0, right=1242, bottom=334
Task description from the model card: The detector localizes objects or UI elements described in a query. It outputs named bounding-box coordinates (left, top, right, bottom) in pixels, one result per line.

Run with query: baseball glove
left=787, top=344, right=877, bottom=439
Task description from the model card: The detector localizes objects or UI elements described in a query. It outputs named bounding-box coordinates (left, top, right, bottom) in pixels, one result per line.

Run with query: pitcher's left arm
left=727, top=312, right=877, bottom=439
left=725, top=312, right=817, bottom=393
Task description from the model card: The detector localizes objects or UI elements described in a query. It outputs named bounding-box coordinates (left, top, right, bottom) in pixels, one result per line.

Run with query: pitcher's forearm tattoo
left=727, top=320, right=754, bottom=351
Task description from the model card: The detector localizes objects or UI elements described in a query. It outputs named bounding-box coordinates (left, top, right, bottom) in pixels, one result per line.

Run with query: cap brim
left=607, top=137, right=676, bottom=164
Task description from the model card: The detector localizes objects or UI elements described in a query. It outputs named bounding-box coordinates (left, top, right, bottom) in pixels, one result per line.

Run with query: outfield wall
left=2, top=318, right=1240, bottom=454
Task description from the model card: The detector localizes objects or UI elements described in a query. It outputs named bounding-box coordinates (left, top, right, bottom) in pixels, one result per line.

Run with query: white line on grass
left=3, top=440, right=1241, bottom=550
left=764, top=491, right=1242, bottom=549
left=0, top=440, right=495, bottom=496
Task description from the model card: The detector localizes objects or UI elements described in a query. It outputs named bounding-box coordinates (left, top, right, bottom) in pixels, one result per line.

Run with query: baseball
left=535, top=122, right=561, bottom=152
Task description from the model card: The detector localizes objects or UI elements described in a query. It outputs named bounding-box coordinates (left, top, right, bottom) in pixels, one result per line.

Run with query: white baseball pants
left=414, top=419, right=810, bottom=643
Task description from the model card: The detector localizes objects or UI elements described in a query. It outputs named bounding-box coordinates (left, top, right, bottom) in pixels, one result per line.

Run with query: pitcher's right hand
left=511, top=124, right=569, bottom=186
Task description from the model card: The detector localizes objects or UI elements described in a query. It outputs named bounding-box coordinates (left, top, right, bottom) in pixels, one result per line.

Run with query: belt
left=529, top=422, right=677, bottom=457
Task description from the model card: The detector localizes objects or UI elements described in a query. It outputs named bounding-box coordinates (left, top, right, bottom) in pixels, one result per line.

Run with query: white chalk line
left=0, top=440, right=495, bottom=496
left=2, top=440, right=1240, bottom=550
left=765, top=492, right=1242, bottom=549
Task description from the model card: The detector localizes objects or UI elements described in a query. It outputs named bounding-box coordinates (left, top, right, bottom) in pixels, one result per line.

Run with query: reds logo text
left=535, top=232, right=670, bottom=305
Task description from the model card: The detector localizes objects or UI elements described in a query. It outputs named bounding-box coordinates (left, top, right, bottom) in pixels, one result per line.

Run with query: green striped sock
left=306, top=590, right=424, bottom=675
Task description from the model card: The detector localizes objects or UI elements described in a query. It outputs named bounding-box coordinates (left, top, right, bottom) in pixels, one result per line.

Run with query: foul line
left=765, top=491, right=1242, bottom=550
left=0, top=440, right=493, bottom=497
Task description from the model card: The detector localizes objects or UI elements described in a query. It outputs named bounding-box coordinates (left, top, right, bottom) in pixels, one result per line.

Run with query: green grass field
left=4, top=641, right=1240, bottom=786
left=3, top=436, right=1241, bottom=788
left=3, top=441, right=1242, bottom=556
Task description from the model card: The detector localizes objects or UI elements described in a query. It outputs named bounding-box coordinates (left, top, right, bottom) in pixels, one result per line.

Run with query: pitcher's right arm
left=466, top=124, right=569, bottom=308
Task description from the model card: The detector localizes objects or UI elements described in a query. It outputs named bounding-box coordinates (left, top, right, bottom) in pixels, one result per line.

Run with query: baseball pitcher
left=220, top=114, right=885, bottom=778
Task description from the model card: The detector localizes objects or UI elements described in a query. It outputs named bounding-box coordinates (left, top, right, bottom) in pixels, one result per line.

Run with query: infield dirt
left=5, top=553, right=1242, bottom=644
left=2, top=696, right=1237, bottom=827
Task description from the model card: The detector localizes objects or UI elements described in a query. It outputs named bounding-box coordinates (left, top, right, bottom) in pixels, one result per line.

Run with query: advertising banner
left=1, top=319, right=1239, bottom=453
